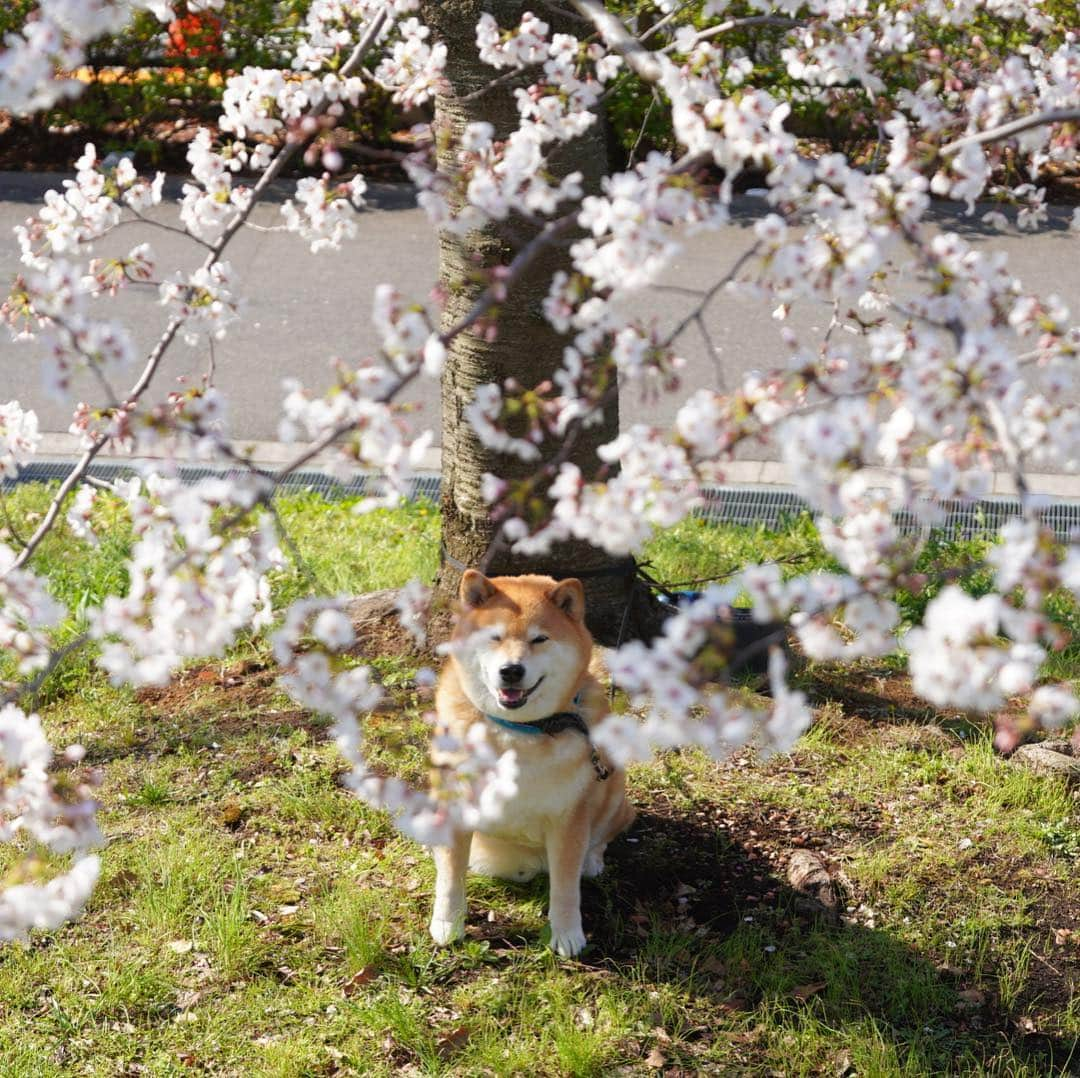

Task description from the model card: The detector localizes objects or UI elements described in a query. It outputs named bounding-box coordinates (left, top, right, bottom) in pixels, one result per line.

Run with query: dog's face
left=449, top=571, right=592, bottom=722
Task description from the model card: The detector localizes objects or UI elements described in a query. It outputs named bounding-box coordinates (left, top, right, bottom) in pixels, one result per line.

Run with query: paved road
left=2, top=171, right=1077, bottom=462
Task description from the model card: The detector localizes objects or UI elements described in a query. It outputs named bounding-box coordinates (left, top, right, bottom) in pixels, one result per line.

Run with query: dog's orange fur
left=429, top=571, right=635, bottom=956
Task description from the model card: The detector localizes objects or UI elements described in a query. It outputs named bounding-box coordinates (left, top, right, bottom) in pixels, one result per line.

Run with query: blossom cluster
left=274, top=601, right=518, bottom=846
left=0, top=401, right=40, bottom=479
left=5, top=145, right=166, bottom=396
left=0, top=1, right=214, bottom=114
left=91, top=475, right=279, bottom=686
left=281, top=175, right=368, bottom=253
left=0, top=540, right=67, bottom=674
left=0, top=704, right=101, bottom=942
left=500, top=429, right=701, bottom=558
left=597, top=588, right=812, bottom=767
left=402, top=12, right=624, bottom=236
left=374, top=17, right=447, bottom=107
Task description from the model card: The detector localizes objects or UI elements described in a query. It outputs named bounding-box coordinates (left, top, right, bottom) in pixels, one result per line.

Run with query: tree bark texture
left=420, top=0, right=661, bottom=645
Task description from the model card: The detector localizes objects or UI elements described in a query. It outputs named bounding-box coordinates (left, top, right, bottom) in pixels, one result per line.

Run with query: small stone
left=787, top=849, right=839, bottom=920
left=1010, top=740, right=1080, bottom=784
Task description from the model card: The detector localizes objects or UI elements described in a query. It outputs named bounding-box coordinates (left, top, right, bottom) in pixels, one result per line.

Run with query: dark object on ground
left=723, top=607, right=787, bottom=678
left=657, top=594, right=787, bottom=678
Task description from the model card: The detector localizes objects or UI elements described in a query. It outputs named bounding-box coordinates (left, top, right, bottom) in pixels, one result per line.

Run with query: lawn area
left=0, top=485, right=1077, bottom=1076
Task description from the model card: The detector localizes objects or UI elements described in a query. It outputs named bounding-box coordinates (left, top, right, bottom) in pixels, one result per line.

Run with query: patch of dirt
left=136, top=658, right=320, bottom=736
left=1017, top=886, right=1080, bottom=1023
left=594, top=778, right=868, bottom=946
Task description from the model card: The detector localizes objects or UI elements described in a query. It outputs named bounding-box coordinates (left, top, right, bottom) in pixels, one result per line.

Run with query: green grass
left=1, top=487, right=1078, bottom=1075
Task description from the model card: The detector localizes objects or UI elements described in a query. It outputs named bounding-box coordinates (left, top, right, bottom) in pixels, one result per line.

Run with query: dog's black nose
left=499, top=663, right=526, bottom=686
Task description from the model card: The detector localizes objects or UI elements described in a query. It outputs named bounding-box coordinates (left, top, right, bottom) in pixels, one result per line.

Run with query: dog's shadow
left=469, top=807, right=1074, bottom=1072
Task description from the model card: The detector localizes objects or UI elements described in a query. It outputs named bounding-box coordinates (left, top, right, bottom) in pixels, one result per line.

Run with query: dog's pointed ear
left=549, top=578, right=585, bottom=622
left=460, top=569, right=496, bottom=608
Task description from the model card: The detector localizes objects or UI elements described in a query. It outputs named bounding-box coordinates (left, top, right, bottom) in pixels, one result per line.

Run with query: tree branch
left=1, top=632, right=91, bottom=708
left=661, top=15, right=802, bottom=53
left=940, top=108, right=1080, bottom=155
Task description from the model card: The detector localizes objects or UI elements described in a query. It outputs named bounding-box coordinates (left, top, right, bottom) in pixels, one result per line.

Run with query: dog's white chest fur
left=481, top=727, right=592, bottom=845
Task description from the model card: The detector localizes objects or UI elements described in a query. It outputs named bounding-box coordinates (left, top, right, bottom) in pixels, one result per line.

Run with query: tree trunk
left=421, top=0, right=661, bottom=645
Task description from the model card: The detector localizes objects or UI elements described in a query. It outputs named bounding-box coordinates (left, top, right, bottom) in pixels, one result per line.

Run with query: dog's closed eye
left=530, top=635, right=549, bottom=645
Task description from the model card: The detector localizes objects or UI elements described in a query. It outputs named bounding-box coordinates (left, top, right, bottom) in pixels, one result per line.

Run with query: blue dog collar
left=485, top=713, right=545, bottom=735
left=483, top=691, right=610, bottom=781
left=484, top=691, right=584, bottom=735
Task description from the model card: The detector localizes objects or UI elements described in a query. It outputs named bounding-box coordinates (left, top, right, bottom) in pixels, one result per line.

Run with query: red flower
left=165, top=11, right=223, bottom=59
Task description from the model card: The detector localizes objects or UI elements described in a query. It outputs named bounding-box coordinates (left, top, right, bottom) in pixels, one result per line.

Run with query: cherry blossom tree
left=418, top=0, right=666, bottom=643
left=1, top=0, right=1079, bottom=942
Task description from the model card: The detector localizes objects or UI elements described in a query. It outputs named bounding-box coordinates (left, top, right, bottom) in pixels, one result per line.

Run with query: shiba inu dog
left=429, top=570, right=635, bottom=957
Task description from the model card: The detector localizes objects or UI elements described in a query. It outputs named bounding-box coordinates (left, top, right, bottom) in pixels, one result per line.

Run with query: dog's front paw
left=549, top=923, right=587, bottom=957
left=429, top=913, right=465, bottom=946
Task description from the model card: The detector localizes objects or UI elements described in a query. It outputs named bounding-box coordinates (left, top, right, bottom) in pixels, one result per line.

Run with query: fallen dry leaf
left=436, top=1026, right=470, bottom=1058
left=342, top=966, right=378, bottom=996
left=645, top=1046, right=666, bottom=1069
left=167, top=939, right=193, bottom=954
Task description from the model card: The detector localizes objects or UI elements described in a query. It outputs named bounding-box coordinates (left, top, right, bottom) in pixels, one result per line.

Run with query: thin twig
left=204, top=337, right=217, bottom=387
left=644, top=552, right=812, bottom=594
left=114, top=212, right=215, bottom=251
left=661, top=242, right=760, bottom=349
left=0, top=489, right=28, bottom=549
left=639, top=1, right=697, bottom=44
left=459, top=61, right=543, bottom=102
left=441, top=213, right=578, bottom=348
left=661, top=15, right=802, bottom=53
left=985, top=396, right=1032, bottom=513
left=627, top=88, right=659, bottom=167
left=8, top=441, right=109, bottom=573
left=268, top=500, right=325, bottom=594
left=1, top=631, right=91, bottom=707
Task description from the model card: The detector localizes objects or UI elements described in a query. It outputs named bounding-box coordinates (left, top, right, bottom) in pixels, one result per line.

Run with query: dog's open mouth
left=497, top=676, right=544, bottom=710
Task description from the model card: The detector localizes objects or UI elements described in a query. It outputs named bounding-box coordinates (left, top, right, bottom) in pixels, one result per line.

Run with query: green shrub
left=3, top=2, right=401, bottom=168
left=603, top=0, right=1077, bottom=165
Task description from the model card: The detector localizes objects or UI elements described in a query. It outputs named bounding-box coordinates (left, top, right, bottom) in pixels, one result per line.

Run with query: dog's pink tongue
left=500, top=688, right=524, bottom=704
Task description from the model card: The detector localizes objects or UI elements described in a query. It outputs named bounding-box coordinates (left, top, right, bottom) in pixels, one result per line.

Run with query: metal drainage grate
left=4, top=460, right=387, bottom=500
left=7, top=460, right=1080, bottom=540
left=699, top=483, right=1080, bottom=539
